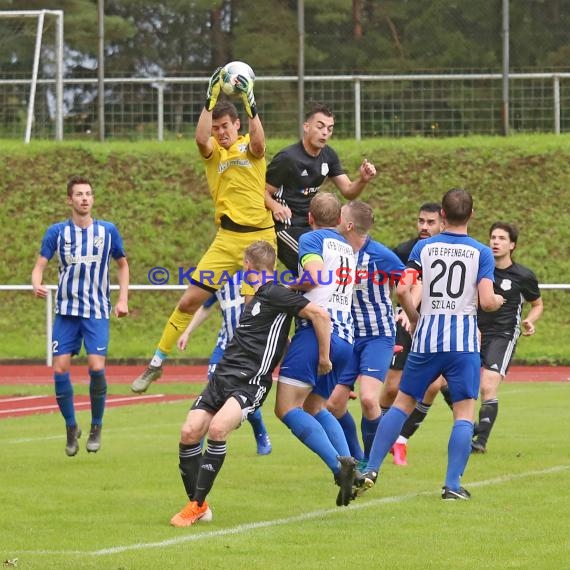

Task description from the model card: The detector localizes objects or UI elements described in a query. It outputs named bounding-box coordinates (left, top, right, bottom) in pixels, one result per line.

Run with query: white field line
left=0, top=394, right=173, bottom=416
left=10, top=464, right=570, bottom=557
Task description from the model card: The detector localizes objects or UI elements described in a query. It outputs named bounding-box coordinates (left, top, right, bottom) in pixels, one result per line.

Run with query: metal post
left=46, top=289, right=53, bottom=367
left=54, top=10, right=64, bottom=141
left=157, top=83, right=164, bottom=141
left=501, top=0, right=509, bottom=136
left=354, top=78, right=361, bottom=141
left=297, top=0, right=305, bottom=139
left=97, top=0, right=105, bottom=141
left=25, top=11, right=45, bottom=144
left=553, top=75, right=560, bottom=135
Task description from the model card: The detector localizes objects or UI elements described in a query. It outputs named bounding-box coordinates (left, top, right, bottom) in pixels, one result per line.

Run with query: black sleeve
left=521, top=268, right=541, bottom=302
left=266, top=152, right=292, bottom=187
left=267, top=284, right=310, bottom=315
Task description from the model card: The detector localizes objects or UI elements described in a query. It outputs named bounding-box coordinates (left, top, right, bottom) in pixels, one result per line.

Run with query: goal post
left=0, top=10, right=63, bottom=142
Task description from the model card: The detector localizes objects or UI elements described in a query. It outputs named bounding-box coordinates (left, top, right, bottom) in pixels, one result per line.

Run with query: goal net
left=0, top=10, right=63, bottom=142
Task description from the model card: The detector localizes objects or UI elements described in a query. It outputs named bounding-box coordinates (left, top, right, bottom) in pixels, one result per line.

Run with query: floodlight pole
left=98, top=0, right=105, bottom=141
left=501, top=0, right=509, bottom=136
left=297, top=0, right=305, bottom=139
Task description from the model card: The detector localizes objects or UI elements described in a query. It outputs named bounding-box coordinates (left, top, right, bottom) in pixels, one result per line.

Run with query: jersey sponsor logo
left=500, top=279, right=512, bottom=291
left=321, top=163, right=329, bottom=176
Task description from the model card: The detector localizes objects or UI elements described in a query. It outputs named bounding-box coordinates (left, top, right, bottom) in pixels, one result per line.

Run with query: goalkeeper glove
left=205, top=67, right=223, bottom=112
left=234, top=74, right=257, bottom=118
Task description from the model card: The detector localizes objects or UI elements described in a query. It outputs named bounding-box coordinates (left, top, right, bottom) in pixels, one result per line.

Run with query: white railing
left=1, top=283, right=569, bottom=366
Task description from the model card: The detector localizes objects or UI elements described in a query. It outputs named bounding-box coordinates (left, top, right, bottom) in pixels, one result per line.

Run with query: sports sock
left=281, top=408, right=340, bottom=472
left=157, top=307, right=193, bottom=355
left=361, top=415, right=380, bottom=459
left=475, top=399, right=498, bottom=445
left=313, top=409, right=351, bottom=457
left=194, top=439, right=227, bottom=506
left=366, top=407, right=408, bottom=472
left=150, top=348, right=168, bottom=368
left=400, top=401, right=431, bottom=439
left=445, top=419, right=474, bottom=490
left=89, top=369, right=107, bottom=425
left=54, top=372, right=75, bottom=426
left=179, top=442, right=203, bottom=500
left=337, top=411, right=364, bottom=460
left=248, top=407, right=268, bottom=438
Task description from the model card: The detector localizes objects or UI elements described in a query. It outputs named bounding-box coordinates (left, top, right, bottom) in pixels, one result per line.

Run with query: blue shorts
left=338, top=335, right=395, bottom=387
left=400, top=351, right=480, bottom=403
left=207, top=345, right=224, bottom=381
left=52, top=315, right=110, bottom=357
left=278, top=326, right=353, bottom=399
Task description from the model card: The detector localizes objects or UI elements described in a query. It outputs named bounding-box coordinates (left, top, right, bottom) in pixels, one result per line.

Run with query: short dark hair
left=305, top=103, right=334, bottom=121
left=309, top=192, right=341, bottom=227
left=213, top=100, right=239, bottom=122
left=67, top=175, right=92, bottom=197
left=418, top=202, right=441, bottom=215
left=344, top=201, right=374, bottom=235
left=441, top=188, right=473, bottom=225
left=490, top=221, right=518, bottom=245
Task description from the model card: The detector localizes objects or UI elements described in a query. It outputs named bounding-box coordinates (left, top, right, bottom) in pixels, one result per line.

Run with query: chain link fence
left=1, top=72, right=570, bottom=141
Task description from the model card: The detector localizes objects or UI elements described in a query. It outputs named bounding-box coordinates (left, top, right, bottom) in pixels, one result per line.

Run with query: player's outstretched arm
left=31, top=256, right=49, bottom=299
left=332, top=158, right=377, bottom=200
left=478, top=278, right=504, bottom=312
left=114, top=257, right=129, bottom=318
left=522, top=297, right=543, bottom=335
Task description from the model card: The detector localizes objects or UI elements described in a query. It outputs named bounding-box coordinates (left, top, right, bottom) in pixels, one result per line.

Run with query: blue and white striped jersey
left=40, top=219, right=126, bottom=319
left=203, top=271, right=244, bottom=351
left=297, top=228, right=355, bottom=343
left=352, top=236, right=405, bottom=338
left=408, top=232, right=495, bottom=353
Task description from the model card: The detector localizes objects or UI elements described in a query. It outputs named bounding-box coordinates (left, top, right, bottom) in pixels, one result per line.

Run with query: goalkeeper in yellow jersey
left=131, top=67, right=276, bottom=393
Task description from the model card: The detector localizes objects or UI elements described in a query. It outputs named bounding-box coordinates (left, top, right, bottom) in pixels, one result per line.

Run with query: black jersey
left=393, top=237, right=419, bottom=265
left=477, top=262, right=541, bottom=338
left=266, top=141, right=344, bottom=230
left=213, top=282, right=310, bottom=384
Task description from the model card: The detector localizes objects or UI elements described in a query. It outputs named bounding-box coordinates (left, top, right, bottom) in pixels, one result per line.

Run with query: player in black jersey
left=471, top=222, right=543, bottom=453
left=265, top=103, right=377, bottom=273
left=170, top=241, right=332, bottom=527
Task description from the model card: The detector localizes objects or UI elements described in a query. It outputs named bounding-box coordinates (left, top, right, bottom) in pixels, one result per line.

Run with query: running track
left=1, top=365, right=569, bottom=419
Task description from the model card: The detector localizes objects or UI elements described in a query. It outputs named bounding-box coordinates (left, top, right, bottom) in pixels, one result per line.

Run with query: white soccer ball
left=220, top=61, right=255, bottom=96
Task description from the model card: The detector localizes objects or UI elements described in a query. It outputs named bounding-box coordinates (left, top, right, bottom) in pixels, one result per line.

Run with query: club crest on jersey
left=94, top=236, right=104, bottom=249
left=238, top=142, right=248, bottom=152
left=251, top=301, right=261, bottom=316
left=500, top=279, right=512, bottom=291
left=321, top=163, right=329, bottom=176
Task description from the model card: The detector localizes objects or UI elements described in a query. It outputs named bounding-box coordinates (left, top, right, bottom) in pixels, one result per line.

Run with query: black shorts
left=276, top=227, right=312, bottom=274
left=191, top=373, right=273, bottom=415
left=480, top=333, right=519, bottom=377
left=390, top=320, right=413, bottom=371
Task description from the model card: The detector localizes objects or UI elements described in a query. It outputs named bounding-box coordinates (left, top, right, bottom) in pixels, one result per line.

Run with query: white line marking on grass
left=13, top=464, right=570, bottom=557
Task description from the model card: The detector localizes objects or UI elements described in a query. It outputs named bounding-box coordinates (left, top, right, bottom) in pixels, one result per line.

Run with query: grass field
left=1, top=380, right=569, bottom=569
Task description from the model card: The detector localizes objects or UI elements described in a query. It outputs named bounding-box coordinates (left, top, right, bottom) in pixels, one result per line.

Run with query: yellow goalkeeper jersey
left=203, top=134, right=273, bottom=229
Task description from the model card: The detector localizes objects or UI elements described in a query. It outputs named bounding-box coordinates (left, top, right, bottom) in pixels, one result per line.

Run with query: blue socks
left=361, top=415, right=380, bottom=459
left=54, top=372, right=75, bottom=426
left=445, top=419, right=474, bottom=490
left=366, top=406, right=408, bottom=472
left=313, top=409, right=351, bottom=457
left=89, top=369, right=107, bottom=425
left=337, top=411, right=364, bottom=460
left=281, top=408, right=340, bottom=473
left=247, top=407, right=268, bottom=437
